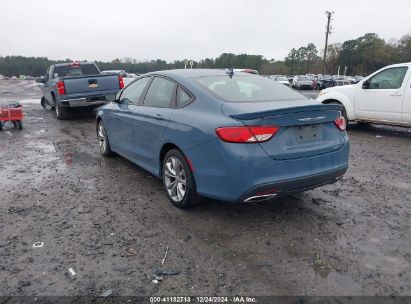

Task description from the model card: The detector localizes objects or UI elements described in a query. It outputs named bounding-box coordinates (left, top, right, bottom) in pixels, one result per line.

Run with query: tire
left=356, top=121, right=370, bottom=128
left=330, top=101, right=348, bottom=122
left=162, top=149, right=201, bottom=209
left=0, top=122, right=2, bottom=131
left=97, top=120, right=113, bottom=157
left=55, top=103, right=69, bottom=120
left=17, top=121, right=22, bottom=130
left=41, top=97, right=53, bottom=110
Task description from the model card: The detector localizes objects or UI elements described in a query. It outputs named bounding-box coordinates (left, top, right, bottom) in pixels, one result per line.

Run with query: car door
left=355, top=66, right=408, bottom=122
left=105, top=77, right=152, bottom=156
left=402, top=71, right=411, bottom=123
left=127, top=76, right=176, bottom=171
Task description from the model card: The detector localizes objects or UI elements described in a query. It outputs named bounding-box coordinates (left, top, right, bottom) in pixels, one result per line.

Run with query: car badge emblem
left=298, top=116, right=325, bottom=122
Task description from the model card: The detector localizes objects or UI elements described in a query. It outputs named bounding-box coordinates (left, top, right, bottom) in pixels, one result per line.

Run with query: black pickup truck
left=37, top=62, right=124, bottom=120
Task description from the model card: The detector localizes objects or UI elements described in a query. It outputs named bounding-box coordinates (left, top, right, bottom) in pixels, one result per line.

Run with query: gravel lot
left=0, top=80, right=410, bottom=297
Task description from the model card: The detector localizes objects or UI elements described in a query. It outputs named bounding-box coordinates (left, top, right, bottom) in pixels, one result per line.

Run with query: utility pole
left=323, top=11, right=334, bottom=75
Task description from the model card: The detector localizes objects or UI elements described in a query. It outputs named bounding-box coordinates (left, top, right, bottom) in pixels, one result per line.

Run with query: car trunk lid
left=222, top=100, right=346, bottom=160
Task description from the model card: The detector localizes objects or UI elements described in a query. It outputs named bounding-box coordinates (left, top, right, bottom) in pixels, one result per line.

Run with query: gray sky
left=0, top=0, right=409, bottom=62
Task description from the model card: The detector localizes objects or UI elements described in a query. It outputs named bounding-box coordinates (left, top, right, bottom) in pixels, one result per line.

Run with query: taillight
left=57, top=81, right=66, bottom=95
left=334, top=116, right=346, bottom=131
left=118, top=75, right=124, bottom=89
left=215, top=126, right=279, bottom=143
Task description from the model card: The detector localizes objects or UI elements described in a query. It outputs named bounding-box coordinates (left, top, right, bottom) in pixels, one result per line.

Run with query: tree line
left=0, top=33, right=410, bottom=77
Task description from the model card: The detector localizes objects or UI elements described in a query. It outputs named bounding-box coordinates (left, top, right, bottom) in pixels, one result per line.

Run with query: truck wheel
left=356, top=121, right=370, bottom=128
left=41, top=97, right=53, bottom=110
left=330, top=101, right=348, bottom=123
left=55, top=103, right=69, bottom=120
left=97, top=120, right=113, bottom=157
left=162, top=149, right=201, bottom=209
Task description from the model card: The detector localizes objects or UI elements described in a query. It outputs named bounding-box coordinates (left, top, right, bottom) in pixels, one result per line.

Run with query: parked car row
left=267, top=74, right=366, bottom=90
left=101, top=70, right=140, bottom=78
left=36, top=65, right=350, bottom=209
left=0, top=74, right=36, bottom=80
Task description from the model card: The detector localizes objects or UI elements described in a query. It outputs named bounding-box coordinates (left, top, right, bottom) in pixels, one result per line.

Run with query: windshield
left=53, top=64, right=100, bottom=78
left=193, top=75, right=304, bottom=102
left=276, top=77, right=288, bottom=81
left=299, top=76, right=310, bottom=81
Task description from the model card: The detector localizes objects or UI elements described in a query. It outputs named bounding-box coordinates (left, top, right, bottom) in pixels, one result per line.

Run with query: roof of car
left=387, top=62, right=411, bottom=67
left=146, top=69, right=251, bottom=79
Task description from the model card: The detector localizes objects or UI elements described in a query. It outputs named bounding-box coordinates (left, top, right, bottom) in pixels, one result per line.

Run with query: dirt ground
left=0, top=80, right=410, bottom=297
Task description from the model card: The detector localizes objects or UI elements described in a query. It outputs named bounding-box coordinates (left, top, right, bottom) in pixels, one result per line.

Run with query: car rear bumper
left=298, top=83, right=313, bottom=89
left=237, top=165, right=347, bottom=202
left=186, top=138, right=349, bottom=203
left=60, top=97, right=106, bottom=108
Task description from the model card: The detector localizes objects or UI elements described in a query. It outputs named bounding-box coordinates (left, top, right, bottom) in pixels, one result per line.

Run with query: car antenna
left=226, top=68, right=234, bottom=79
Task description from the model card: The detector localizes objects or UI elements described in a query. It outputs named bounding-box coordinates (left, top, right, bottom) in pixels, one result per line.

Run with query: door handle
left=153, top=114, right=165, bottom=120
left=390, top=92, right=402, bottom=97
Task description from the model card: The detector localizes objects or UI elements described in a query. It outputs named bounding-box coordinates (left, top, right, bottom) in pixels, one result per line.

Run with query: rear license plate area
left=294, top=124, right=321, bottom=143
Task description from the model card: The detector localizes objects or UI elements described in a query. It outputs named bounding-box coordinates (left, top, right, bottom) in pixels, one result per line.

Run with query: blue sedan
left=97, top=69, right=349, bottom=208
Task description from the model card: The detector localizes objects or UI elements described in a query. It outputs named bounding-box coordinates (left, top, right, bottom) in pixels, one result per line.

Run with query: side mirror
left=362, top=80, right=370, bottom=89
left=105, top=93, right=117, bottom=102
left=36, top=76, right=45, bottom=83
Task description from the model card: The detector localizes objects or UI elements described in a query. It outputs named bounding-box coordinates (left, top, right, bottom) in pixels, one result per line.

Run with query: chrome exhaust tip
left=244, top=193, right=278, bottom=203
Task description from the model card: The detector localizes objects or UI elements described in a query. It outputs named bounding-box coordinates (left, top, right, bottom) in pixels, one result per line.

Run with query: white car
left=273, top=76, right=290, bottom=87
left=317, top=63, right=411, bottom=127
left=233, top=68, right=259, bottom=75
left=292, top=75, right=313, bottom=90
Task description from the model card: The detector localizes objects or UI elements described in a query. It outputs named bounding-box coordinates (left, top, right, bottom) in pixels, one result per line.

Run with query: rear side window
left=194, top=75, right=304, bottom=102
left=143, top=77, right=176, bottom=108
left=176, top=86, right=192, bottom=107
left=120, top=77, right=151, bottom=104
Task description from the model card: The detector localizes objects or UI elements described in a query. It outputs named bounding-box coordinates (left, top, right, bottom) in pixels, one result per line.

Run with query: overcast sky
left=0, top=0, right=409, bottom=62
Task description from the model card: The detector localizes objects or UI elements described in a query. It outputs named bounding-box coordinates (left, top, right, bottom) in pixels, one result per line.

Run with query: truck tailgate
left=63, top=75, right=119, bottom=95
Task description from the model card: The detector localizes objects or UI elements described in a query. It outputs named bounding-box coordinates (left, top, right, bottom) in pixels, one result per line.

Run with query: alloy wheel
left=98, top=123, right=106, bottom=153
left=164, top=156, right=186, bottom=202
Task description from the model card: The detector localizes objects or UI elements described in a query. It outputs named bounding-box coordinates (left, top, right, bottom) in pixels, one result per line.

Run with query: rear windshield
left=53, top=64, right=100, bottom=78
left=299, top=76, right=310, bottom=81
left=193, top=75, right=305, bottom=102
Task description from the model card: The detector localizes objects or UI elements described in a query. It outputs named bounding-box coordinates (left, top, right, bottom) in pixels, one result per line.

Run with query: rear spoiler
left=229, top=104, right=342, bottom=121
